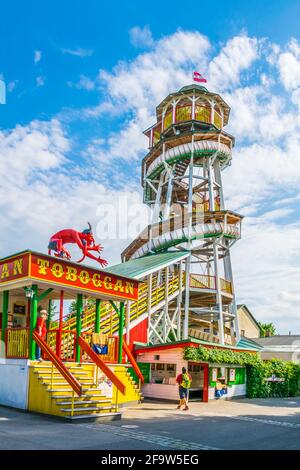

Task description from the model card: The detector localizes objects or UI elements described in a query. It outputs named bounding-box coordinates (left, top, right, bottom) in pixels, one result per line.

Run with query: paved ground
left=0, top=397, right=300, bottom=450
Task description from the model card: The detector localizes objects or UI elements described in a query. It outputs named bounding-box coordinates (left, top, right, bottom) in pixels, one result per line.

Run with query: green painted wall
left=209, top=367, right=246, bottom=387
left=128, top=362, right=151, bottom=384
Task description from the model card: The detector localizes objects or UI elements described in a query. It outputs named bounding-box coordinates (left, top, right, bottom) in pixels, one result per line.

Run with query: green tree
left=259, top=322, right=277, bottom=337
left=67, top=297, right=96, bottom=320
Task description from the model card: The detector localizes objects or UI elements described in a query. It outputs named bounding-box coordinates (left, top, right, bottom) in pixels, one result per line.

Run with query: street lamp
left=24, top=287, right=34, bottom=299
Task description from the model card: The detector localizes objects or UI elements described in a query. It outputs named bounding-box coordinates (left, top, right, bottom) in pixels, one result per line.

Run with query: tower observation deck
left=121, top=84, right=243, bottom=346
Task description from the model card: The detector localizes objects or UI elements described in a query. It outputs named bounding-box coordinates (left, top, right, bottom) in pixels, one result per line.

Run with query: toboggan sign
left=0, top=251, right=139, bottom=301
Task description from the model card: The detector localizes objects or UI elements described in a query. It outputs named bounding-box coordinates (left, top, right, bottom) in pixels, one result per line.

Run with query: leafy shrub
left=184, top=346, right=300, bottom=398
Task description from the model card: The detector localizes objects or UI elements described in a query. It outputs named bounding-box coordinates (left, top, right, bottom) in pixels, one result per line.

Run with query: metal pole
left=118, top=302, right=125, bottom=363
left=152, top=169, right=165, bottom=223
left=56, top=290, right=64, bottom=359
left=95, top=299, right=101, bottom=333
left=1, top=290, right=9, bottom=343
left=47, top=299, right=52, bottom=331
left=147, top=273, right=153, bottom=343
left=183, top=258, right=190, bottom=339
left=213, top=241, right=225, bottom=345
left=125, top=301, right=131, bottom=344
left=164, top=168, right=173, bottom=220
left=164, top=266, right=169, bottom=342
left=75, top=294, right=83, bottom=362
left=29, top=285, right=38, bottom=360
left=208, top=156, right=215, bottom=211
left=177, top=261, right=183, bottom=340
left=224, top=247, right=240, bottom=342
left=214, top=159, right=225, bottom=210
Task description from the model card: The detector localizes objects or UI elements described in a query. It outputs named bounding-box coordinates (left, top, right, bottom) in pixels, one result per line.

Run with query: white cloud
left=273, top=38, right=300, bottom=92
left=61, top=47, right=93, bottom=58
left=0, top=119, right=140, bottom=266
left=83, top=30, right=210, bottom=163
left=98, top=30, right=210, bottom=113
left=34, top=50, right=42, bottom=64
left=7, top=80, right=18, bottom=92
left=36, top=75, right=46, bottom=87
left=233, top=218, right=300, bottom=333
left=209, top=35, right=259, bottom=89
left=129, top=25, right=154, bottom=48
left=67, top=74, right=95, bottom=91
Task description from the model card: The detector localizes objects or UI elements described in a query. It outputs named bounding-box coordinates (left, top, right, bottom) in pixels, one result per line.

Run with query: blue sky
left=1, top=0, right=300, bottom=332
left=2, top=0, right=300, bottom=128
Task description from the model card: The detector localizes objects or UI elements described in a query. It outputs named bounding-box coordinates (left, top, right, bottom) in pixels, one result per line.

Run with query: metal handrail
left=123, top=341, right=144, bottom=384
left=78, top=336, right=126, bottom=395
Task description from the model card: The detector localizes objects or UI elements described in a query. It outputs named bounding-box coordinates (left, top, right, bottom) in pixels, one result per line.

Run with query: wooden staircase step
left=57, top=399, right=112, bottom=406
left=51, top=393, right=107, bottom=399
left=37, top=373, right=89, bottom=380
left=43, top=381, right=71, bottom=386
left=48, top=388, right=73, bottom=393
left=61, top=405, right=115, bottom=412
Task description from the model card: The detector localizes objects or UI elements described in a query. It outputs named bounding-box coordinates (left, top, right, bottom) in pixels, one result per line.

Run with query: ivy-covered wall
left=184, top=346, right=300, bottom=398
left=246, top=360, right=300, bottom=398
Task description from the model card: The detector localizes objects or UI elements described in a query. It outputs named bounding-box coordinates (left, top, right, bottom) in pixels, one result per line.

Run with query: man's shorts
left=179, top=386, right=189, bottom=399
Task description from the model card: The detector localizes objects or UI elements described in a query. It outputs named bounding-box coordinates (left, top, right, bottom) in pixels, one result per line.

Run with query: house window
left=241, top=329, right=245, bottom=337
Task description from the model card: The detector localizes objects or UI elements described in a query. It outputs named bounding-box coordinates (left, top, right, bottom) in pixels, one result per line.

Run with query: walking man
left=176, top=366, right=192, bottom=411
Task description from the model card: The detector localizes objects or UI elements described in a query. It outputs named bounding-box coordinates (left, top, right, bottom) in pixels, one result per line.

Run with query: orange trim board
left=0, top=251, right=139, bottom=301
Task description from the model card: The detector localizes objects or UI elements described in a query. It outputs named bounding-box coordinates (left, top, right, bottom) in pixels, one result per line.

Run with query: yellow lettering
left=51, top=263, right=64, bottom=278
left=1, top=263, right=9, bottom=279
left=79, top=270, right=90, bottom=284
left=113, top=279, right=124, bottom=292
left=13, top=258, right=23, bottom=275
left=66, top=266, right=78, bottom=282
left=92, top=273, right=102, bottom=287
left=104, top=276, right=112, bottom=290
left=125, top=281, right=134, bottom=295
left=37, top=258, right=50, bottom=275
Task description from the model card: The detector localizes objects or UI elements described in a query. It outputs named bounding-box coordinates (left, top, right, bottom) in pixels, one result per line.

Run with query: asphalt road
left=0, top=397, right=300, bottom=450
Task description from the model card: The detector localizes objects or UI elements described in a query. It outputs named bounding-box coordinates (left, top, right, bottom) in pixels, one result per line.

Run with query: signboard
left=264, top=375, right=285, bottom=383
left=0, top=253, right=30, bottom=284
left=13, top=304, right=26, bottom=315
left=212, top=368, right=218, bottom=382
left=229, top=368, right=236, bottom=382
left=0, top=251, right=139, bottom=301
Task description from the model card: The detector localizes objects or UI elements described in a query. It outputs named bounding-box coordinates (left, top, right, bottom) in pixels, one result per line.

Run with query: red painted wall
left=126, top=317, right=148, bottom=353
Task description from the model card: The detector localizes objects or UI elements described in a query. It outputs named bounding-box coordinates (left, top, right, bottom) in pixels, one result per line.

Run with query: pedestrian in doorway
left=176, top=366, right=192, bottom=410
left=35, top=309, right=48, bottom=362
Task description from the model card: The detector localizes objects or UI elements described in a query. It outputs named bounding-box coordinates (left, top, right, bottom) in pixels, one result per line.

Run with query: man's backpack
left=180, top=373, right=191, bottom=389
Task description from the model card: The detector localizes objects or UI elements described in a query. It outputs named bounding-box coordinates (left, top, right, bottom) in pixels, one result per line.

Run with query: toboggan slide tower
left=119, top=84, right=243, bottom=346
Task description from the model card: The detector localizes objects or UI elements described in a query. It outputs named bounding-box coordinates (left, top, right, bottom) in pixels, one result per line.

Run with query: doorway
left=187, top=362, right=209, bottom=402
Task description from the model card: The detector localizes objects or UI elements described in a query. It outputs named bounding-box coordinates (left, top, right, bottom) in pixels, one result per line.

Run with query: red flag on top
left=193, top=71, right=207, bottom=83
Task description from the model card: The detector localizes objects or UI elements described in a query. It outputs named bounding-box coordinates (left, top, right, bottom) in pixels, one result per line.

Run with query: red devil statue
left=48, top=222, right=108, bottom=267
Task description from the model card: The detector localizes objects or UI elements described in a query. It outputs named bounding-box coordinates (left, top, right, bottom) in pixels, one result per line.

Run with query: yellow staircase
left=28, top=362, right=141, bottom=420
